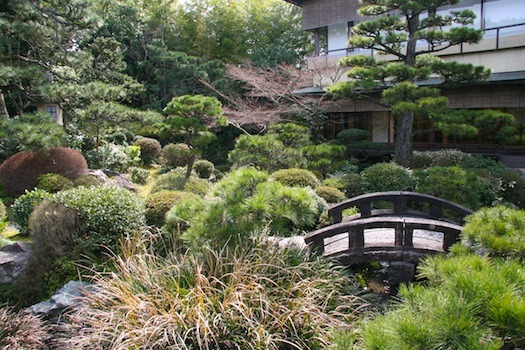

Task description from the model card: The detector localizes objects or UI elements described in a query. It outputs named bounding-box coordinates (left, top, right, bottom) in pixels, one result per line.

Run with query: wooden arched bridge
left=305, top=192, right=473, bottom=265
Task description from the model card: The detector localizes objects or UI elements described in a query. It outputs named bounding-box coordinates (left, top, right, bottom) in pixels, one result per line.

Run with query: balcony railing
left=311, top=22, right=525, bottom=58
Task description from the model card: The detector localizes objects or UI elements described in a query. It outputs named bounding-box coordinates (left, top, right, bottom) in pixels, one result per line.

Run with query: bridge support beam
left=387, top=261, right=416, bottom=286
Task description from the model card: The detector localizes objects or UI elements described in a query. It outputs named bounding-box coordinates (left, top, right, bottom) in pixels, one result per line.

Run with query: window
left=46, top=105, right=58, bottom=120
left=312, top=27, right=328, bottom=56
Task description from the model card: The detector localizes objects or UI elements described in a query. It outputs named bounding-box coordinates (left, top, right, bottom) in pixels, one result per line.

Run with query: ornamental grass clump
left=60, top=236, right=364, bottom=350
left=0, top=307, right=51, bottom=349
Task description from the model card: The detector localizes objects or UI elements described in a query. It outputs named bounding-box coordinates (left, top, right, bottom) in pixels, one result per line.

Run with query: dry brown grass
left=0, top=307, right=51, bottom=349
left=58, top=233, right=366, bottom=350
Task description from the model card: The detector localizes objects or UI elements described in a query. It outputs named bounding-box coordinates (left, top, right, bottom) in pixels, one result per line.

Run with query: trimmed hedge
left=361, top=163, right=417, bottom=193
left=0, top=148, right=88, bottom=197
left=12, top=189, right=52, bottom=235
left=135, top=137, right=161, bottom=165
left=162, top=143, right=193, bottom=168
left=194, top=160, right=215, bottom=179
left=36, top=173, right=74, bottom=193
left=315, top=186, right=346, bottom=203
left=145, top=190, right=200, bottom=227
left=271, top=168, right=320, bottom=188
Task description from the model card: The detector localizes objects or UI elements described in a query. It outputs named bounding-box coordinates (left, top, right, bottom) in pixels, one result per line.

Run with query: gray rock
left=268, top=236, right=308, bottom=250
left=25, top=280, right=93, bottom=322
left=0, top=242, right=31, bottom=283
left=88, top=169, right=136, bottom=192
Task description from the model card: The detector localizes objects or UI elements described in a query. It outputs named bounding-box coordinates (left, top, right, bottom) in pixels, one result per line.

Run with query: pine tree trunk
left=0, top=92, right=9, bottom=119
left=394, top=111, right=414, bottom=167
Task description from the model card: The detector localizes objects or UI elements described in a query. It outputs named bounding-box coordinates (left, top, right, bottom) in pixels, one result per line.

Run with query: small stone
left=0, top=242, right=31, bottom=283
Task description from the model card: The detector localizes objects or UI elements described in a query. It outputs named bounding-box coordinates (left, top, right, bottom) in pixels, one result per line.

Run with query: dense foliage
left=12, top=189, right=52, bottom=235
left=145, top=190, right=200, bottom=227
left=361, top=163, right=417, bottom=193
left=271, top=168, right=321, bottom=188
left=36, top=173, right=74, bottom=193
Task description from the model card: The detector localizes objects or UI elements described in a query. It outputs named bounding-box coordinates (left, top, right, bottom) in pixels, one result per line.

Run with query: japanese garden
left=0, top=0, right=524, bottom=349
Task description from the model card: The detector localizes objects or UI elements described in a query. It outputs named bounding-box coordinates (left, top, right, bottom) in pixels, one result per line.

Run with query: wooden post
left=349, top=228, right=365, bottom=250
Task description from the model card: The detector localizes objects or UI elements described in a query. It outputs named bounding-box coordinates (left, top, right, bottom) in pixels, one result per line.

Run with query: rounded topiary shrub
left=135, top=137, right=161, bottom=165
left=37, top=173, right=74, bottom=193
left=460, top=206, right=525, bottom=259
left=73, top=174, right=102, bottom=188
left=194, top=160, right=215, bottom=179
left=315, top=186, right=346, bottom=203
left=12, top=189, right=52, bottom=235
left=322, top=178, right=346, bottom=192
left=51, top=185, right=145, bottom=250
left=361, top=163, right=417, bottom=193
left=271, top=168, right=321, bottom=188
left=162, top=143, right=193, bottom=168
left=129, top=167, right=149, bottom=184
left=151, top=171, right=211, bottom=196
left=0, top=147, right=88, bottom=197
left=415, top=166, right=494, bottom=210
left=13, top=201, right=82, bottom=304
left=336, top=128, right=370, bottom=143
left=145, top=190, right=200, bottom=227
left=412, top=151, right=434, bottom=169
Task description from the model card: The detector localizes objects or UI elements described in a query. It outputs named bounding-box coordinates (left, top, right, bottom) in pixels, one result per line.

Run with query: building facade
left=286, top=0, right=525, bottom=162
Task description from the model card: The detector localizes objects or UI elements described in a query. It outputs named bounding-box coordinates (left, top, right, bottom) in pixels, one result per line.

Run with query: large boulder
left=0, top=148, right=88, bottom=197
left=87, top=169, right=136, bottom=192
left=25, top=281, right=93, bottom=322
left=0, top=242, right=31, bottom=283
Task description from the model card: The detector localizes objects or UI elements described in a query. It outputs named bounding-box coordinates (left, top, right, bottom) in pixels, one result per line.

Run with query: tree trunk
left=394, top=111, right=414, bottom=167
left=0, top=92, right=9, bottom=119
left=185, top=155, right=196, bottom=179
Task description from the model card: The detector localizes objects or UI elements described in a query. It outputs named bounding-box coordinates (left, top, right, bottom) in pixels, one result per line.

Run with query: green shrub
left=322, top=178, right=346, bottom=191
left=459, top=206, right=525, bottom=259
left=129, top=167, right=149, bottom=184
left=12, top=189, right=52, bottom=235
left=151, top=171, right=211, bottom=196
left=426, top=148, right=469, bottom=167
left=145, top=190, right=200, bottom=227
left=0, top=199, right=6, bottom=235
left=61, top=238, right=361, bottom=350
left=73, top=174, right=102, bottom=187
left=412, top=151, right=433, bottom=169
left=357, top=255, right=525, bottom=350
left=415, top=166, right=495, bottom=210
left=193, top=160, right=215, bottom=179
left=336, top=128, right=370, bottom=143
left=361, top=163, right=417, bottom=193
left=180, top=168, right=326, bottom=251
left=460, top=154, right=507, bottom=176
left=302, top=144, right=348, bottom=176
left=87, top=144, right=140, bottom=172
left=271, top=168, right=320, bottom=188
left=135, top=137, right=161, bottom=165
left=164, top=196, right=205, bottom=233
left=0, top=307, right=51, bottom=348
left=37, top=173, right=74, bottom=193
left=229, top=134, right=305, bottom=172
left=13, top=201, right=82, bottom=305
left=0, top=198, right=5, bottom=219
left=162, top=143, right=193, bottom=168
left=315, top=186, right=346, bottom=203
left=268, top=122, right=311, bottom=148
left=330, top=172, right=363, bottom=198
left=51, top=186, right=145, bottom=251
left=499, top=171, right=525, bottom=208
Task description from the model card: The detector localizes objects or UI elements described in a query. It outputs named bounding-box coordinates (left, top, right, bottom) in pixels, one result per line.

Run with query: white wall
left=327, top=22, right=348, bottom=57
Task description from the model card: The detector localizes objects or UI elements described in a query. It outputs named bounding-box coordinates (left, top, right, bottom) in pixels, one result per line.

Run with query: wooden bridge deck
left=305, top=192, right=473, bottom=265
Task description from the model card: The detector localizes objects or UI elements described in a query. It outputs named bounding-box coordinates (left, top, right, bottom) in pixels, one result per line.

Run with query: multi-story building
left=285, top=0, right=525, bottom=165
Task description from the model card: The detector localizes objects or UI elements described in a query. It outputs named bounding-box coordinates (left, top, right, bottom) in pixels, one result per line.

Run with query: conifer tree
left=330, top=0, right=496, bottom=166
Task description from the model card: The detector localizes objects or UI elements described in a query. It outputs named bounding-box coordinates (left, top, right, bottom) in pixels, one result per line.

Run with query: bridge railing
left=304, top=216, right=464, bottom=263
left=329, top=191, right=473, bottom=225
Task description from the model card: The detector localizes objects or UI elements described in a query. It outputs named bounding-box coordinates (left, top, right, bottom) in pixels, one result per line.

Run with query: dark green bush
left=145, top=190, right=200, bottom=227
left=329, top=172, right=363, bottom=198
left=162, top=143, right=194, bottom=168
left=302, top=144, right=348, bottom=176
left=460, top=154, right=507, bottom=176
left=51, top=185, right=145, bottom=251
left=336, top=128, right=370, bottom=143
left=411, top=151, right=433, bottom=169
left=193, top=160, right=215, bottom=179
left=459, top=206, right=525, bottom=259
left=415, top=166, right=495, bottom=210
left=229, top=134, right=305, bottom=172
left=361, top=163, right=417, bottom=193
left=499, top=171, right=525, bottom=208
left=135, top=137, right=161, bottom=165
left=315, top=186, right=346, bottom=203
left=271, top=168, right=320, bottom=188
left=357, top=254, right=525, bottom=349
left=37, top=173, right=74, bottom=193
left=151, top=171, right=211, bottom=196
left=322, top=178, right=346, bottom=192
left=129, top=167, right=149, bottom=184
left=267, top=122, right=311, bottom=148
left=12, top=189, right=52, bottom=235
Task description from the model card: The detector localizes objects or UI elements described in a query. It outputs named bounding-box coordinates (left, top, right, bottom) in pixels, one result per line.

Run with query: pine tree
left=330, top=0, right=495, bottom=166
